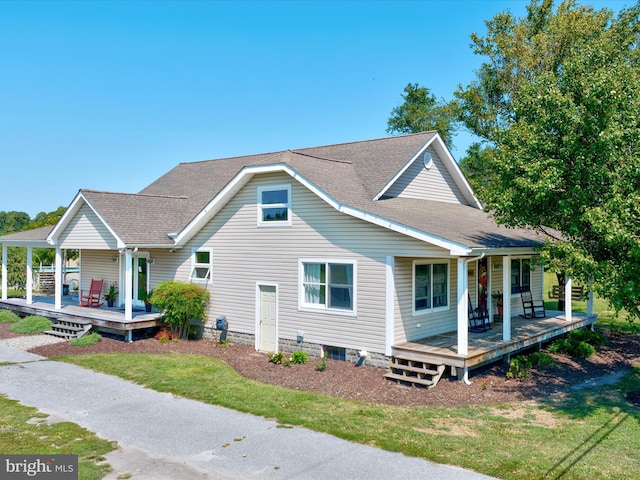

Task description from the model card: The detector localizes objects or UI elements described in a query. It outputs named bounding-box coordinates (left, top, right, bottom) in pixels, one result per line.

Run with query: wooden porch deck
left=392, top=311, right=597, bottom=373
left=0, top=295, right=163, bottom=341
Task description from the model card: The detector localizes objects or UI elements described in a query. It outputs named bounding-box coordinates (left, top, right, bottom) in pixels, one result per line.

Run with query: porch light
left=111, top=255, right=118, bottom=263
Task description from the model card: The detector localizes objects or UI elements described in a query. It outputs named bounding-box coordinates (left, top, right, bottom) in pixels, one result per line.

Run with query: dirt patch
left=2, top=323, right=639, bottom=407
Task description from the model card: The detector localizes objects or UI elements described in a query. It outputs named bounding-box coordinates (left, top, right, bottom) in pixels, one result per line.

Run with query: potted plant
left=492, top=291, right=503, bottom=316
left=104, top=283, right=118, bottom=307
left=144, top=289, right=154, bottom=312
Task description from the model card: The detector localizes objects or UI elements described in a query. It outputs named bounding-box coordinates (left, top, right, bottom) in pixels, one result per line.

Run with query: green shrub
left=548, top=328, right=603, bottom=358
left=0, top=309, right=20, bottom=323
left=69, top=332, right=102, bottom=347
left=149, top=281, right=210, bottom=339
left=548, top=338, right=572, bottom=354
left=9, top=315, right=52, bottom=334
left=507, top=355, right=533, bottom=379
left=315, top=352, right=328, bottom=372
left=568, top=328, right=606, bottom=347
left=574, top=341, right=596, bottom=358
left=268, top=351, right=284, bottom=364
left=528, top=352, right=556, bottom=367
left=290, top=351, right=308, bottom=365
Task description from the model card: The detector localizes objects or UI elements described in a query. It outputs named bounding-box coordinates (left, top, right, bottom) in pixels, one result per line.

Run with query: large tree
left=455, top=0, right=640, bottom=317
left=387, top=83, right=458, bottom=146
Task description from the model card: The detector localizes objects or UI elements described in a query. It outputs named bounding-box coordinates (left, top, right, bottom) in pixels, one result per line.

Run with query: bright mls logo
left=0, top=455, right=77, bottom=479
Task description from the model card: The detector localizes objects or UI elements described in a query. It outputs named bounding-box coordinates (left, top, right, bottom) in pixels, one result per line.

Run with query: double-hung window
left=511, top=258, right=531, bottom=294
left=190, top=248, right=212, bottom=284
left=413, top=261, right=449, bottom=314
left=258, top=185, right=291, bottom=226
left=300, top=259, right=356, bottom=314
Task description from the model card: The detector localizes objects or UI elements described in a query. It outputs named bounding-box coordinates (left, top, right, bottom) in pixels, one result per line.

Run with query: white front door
left=258, top=284, right=277, bottom=352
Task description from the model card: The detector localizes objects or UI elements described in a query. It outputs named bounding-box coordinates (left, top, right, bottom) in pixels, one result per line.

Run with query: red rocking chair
left=79, top=279, right=104, bottom=307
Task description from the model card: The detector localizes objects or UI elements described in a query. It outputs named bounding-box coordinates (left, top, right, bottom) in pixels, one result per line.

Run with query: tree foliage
left=150, top=281, right=210, bottom=339
left=455, top=0, right=640, bottom=317
left=26, top=207, right=66, bottom=230
left=387, top=83, right=458, bottom=146
left=0, top=211, right=30, bottom=234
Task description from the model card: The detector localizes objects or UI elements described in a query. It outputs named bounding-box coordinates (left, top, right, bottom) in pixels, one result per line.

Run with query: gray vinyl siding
left=384, top=148, right=469, bottom=205
left=393, top=257, right=459, bottom=343
left=178, top=172, right=448, bottom=355
left=58, top=204, right=118, bottom=250
left=78, top=250, right=120, bottom=299
left=145, top=250, right=178, bottom=291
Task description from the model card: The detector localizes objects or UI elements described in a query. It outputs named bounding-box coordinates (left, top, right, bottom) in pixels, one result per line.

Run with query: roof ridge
left=81, top=189, right=188, bottom=200
left=288, top=149, right=353, bottom=164
left=171, top=132, right=437, bottom=166
left=295, top=131, right=436, bottom=151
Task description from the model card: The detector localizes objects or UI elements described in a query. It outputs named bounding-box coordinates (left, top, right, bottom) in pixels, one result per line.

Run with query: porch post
left=457, top=258, right=469, bottom=356
left=503, top=256, right=511, bottom=341
left=124, top=249, right=133, bottom=322
left=54, top=247, right=62, bottom=309
left=26, top=247, right=33, bottom=305
left=564, top=276, right=573, bottom=322
left=1, top=244, right=7, bottom=300
left=587, top=279, right=594, bottom=317
left=384, top=256, right=394, bottom=356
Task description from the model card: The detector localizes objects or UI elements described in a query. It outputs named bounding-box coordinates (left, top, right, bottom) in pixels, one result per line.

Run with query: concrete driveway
left=0, top=343, right=496, bottom=480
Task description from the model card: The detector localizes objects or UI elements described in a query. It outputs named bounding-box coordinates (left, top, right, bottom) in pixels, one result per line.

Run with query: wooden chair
left=79, top=279, right=104, bottom=307
left=469, top=294, right=491, bottom=332
left=520, top=287, right=546, bottom=318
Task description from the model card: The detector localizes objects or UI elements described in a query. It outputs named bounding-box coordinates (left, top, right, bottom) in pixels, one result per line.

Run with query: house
left=0, top=132, right=595, bottom=386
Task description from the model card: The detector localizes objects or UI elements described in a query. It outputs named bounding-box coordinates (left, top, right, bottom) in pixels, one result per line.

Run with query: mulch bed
left=2, top=323, right=639, bottom=407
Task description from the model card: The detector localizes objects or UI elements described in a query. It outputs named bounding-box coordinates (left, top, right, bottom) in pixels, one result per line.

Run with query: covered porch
left=0, top=226, right=158, bottom=329
left=391, top=310, right=596, bottom=380
left=0, top=294, right=163, bottom=341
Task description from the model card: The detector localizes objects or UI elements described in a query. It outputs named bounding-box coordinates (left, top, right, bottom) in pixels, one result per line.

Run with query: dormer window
left=258, top=185, right=291, bottom=226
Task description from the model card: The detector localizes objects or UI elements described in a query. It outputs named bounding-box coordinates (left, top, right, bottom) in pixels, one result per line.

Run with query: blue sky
left=0, top=0, right=630, bottom=217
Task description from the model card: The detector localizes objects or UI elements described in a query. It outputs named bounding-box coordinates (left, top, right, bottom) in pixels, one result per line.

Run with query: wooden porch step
left=384, top=372, right=437, bottom=388
left=385, top=357, right=446, bottom=389
left=52, top=324, right=84, bottom=332
left=45, top=319, right=92, bottom=340
left=44, top=330, right=77, bottom=338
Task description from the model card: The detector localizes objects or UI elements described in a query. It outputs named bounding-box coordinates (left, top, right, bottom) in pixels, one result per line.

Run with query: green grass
left=543, top=271, right=638, bottom=333
left=57, top=352, right=640, bottom=479
left=0, top=394, right=116, bottom=480
left=7, top=289, right=26, bottom=298
left=9, top=315, right=52, bottom=334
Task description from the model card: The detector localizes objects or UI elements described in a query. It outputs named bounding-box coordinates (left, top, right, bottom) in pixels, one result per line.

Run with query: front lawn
left=58, top=352, right=640, bottom=480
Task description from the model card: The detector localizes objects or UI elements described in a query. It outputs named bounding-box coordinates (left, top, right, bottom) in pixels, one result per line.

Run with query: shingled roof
left=137, top=132, right=547, bottom=251
left=4, top=132, right=549, bottom=252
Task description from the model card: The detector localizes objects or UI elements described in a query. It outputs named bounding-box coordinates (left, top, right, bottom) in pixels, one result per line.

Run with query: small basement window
left=324, top=346, right=346, bottom=361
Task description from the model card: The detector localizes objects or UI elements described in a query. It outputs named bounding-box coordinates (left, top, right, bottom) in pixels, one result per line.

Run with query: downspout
left=458, top=253, right=485, bottom=385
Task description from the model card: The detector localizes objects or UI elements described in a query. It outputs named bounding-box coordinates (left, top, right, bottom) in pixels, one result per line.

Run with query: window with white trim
left=300, top=260, right=356, bottom=312
left=413, top=261, right=449, bottom=314
left=190, top=249, right=212, bottom=284
left=258, top=185, right=291, bottom=226
left=511, top=258, right=531, bottom=294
